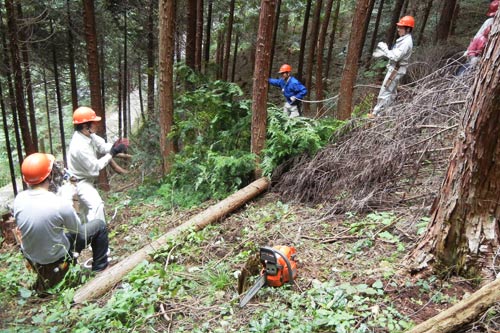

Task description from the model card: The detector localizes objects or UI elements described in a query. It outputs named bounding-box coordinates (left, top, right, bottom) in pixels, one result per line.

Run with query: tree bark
left=436, top=0, right=458, bottom=42
left=147, top=0, right=155, bottom=119
left=315, top=0, right=334, bottom=112
left=122, top=8, right=128, bottom=138
left=66, top=0, right=79, bottom=111
left=410, top=16, right=500, bottom=278
left=297, top=0, right=312, bottom=82
left=251, top=0, right=277, bottom=177
left=385, top=0, right=405, bottom=44
left=5, top=0, right=35, bottom=156
left=336, top=0, right=373, bottom=120
left=185, top=0, right=197, bottom=69
left=0, top=81, right=17, bottom=196
left=50, top=20, right=67, bottom=167
left=222, top=0, right=235, bottom=81
left=407, top=278, right=500, bottom=333
left=203, top=0, right=213, bottom=71
left=325, top=0, right=341, bottom=88
left=231, top=33, right=239, bottom=82
left=195, top=0, right=203, bottom=71
left=42, top=69, right=54, bottom=155
left=304, top=0, right=323, bottom=112
left=417, top=0, right=433, bottom=46
left=269, top=0, right=281, bottom=77
left=368, top=0, right=385, bottom=60
left=73, top=177, right=270, bottom=304
left=158, top=0, right=176, bottom=175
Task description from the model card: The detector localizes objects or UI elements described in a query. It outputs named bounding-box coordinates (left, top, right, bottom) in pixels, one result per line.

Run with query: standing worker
left=268, top=64, right=308, bottom=118
left=370, top=16, right=414, bottom=117
left=14, top=153, right=109, bottom=292
left=68, top=106, right=128, bottom=223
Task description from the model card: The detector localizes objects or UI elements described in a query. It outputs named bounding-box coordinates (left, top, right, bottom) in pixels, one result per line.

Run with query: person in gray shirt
left=14, top=153, right=109, bottom=292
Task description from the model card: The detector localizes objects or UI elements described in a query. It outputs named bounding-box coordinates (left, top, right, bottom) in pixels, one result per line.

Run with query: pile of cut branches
left=273, top=62, right=474, bottom=215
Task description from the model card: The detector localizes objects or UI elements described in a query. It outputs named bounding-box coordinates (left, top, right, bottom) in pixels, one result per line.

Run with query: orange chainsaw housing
left=265, top=246, right=297, bottom=287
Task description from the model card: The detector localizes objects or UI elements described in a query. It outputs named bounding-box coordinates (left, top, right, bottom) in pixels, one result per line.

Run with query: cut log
left=109, top=158, right=128, bottom=174
left=73, top=177, right=270, bottom=304
left=407, top=278, right=500, bottom=333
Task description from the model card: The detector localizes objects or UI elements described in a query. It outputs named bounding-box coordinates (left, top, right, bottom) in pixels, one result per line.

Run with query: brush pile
left=273, top=59, right=474, bottom=215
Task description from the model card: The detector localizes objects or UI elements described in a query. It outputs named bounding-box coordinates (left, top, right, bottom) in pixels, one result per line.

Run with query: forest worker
left=369, top=16, right=414, bottom=117
left=68, top=106, right=128, bottom=224
left=14, top=153, right=109, bottom=292
left=268, top=64, right=308, bottom=118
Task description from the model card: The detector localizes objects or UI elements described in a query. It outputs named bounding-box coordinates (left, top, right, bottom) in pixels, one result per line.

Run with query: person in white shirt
left=370, top=16, right=414, bottom=117
left=68, top=106, right=128, bottom=223
left=14, top=153, right=109, bottom=292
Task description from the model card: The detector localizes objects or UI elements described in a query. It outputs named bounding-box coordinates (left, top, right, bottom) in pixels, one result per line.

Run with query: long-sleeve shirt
left=268, top=76, right=308, bottom=105
left=14, top=189, right=82, bottom=264
left=385, top=34, right=413, bottom=74
left=68, top=132, right=113, bottom=180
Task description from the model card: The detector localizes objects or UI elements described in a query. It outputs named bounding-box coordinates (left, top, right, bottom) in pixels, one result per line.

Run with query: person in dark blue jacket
left=268, top=64, right=308, bottom=118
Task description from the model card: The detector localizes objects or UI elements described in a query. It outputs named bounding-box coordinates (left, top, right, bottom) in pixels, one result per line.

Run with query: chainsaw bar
left=239, top=275, right=266, bottom=307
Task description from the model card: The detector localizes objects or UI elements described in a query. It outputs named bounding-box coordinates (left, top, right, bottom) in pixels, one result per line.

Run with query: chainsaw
left=239, top=246, right=297, bottom=307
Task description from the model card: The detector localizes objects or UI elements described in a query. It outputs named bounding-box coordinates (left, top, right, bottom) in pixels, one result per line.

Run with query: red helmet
left=21, top=153, right=55, bottom=185
left=73, top=106, right=101, bottom=124
left=278, top=64, right=292, bottom=73
left=396, top=16, right=415, bottom=28
left=487, top=0, right=498, bottom=17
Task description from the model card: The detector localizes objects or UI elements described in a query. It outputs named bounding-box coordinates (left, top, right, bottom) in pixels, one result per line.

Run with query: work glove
left=290, top=96, right=297, bottom=103
left=377, top=42, right=389, bottom=52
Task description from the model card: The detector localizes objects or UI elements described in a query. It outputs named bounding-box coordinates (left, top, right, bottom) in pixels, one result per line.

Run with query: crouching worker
left=14, top=153, right=109, bottom=293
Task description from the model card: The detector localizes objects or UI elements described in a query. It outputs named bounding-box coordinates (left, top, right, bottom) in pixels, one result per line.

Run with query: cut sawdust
left=272, top=60, right=473, bottom=218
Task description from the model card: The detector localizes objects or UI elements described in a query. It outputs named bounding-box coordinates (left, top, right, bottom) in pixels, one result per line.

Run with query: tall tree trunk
left=358, top=0, right=376, bottom=61
left=186, top=0, right=196, bottom=69
left=99, top=34, right=106, bottom=119
left=385, top=0, right=405, bottom=44
left=231, top=33, right=239, bottom=82
left=42, top=69, right=53, bottom=155
left=222, top=0, right=235, bottom=81
left=325, top=0, right=341, bottom=88
left=436, top=0, right=457, bottom=42
left=122, top=7, right=128, bottom=138
left=0, top=9, right=23, bottom=177
left=66, top=0, right=79, bottom=111
left=336, top=0, right=373, bottom=120
left=410, top=17, right=500, bottom=278
left=269, top=0, right=281, bottom=77
left=158, top=0, right=176, bottom=174
left=195, top=0, right=203, bottom=71
left=147, top=0, right=155, bottom=119
left=417, top=0, right=433, bottom=46
left=82, top=0, right=108, bottom=191
left=304, top=0, right=323, bottom=112
left=5, top=0, right=34, bottom=156
left=17, top=3, right=38, bottom=152
left=297, top=0, right=312, bottom=82
left=50, top=20, right=67, bottom=167
left=138, top=63, right=145, bottom=122
left=117, top=54, right=123, bottom=139
left=251, top=0, right=277, bottom=177
left=215, top=28, right=224, bottom=79
left=0, top=82, right=17, bottom=195
left=82, top=0, right=105, bottom=136
left=367, top=0, right=386, bottom=64
left=203, top=0, right=213, bottom=71
left=315, top=0, right=334, bottom=113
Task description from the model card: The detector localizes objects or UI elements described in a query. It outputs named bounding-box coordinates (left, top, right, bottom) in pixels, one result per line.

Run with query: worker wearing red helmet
left=370, top=16, right=414, bottom=117
left=68, top=106, right=128, bottom=224
left=14, top=153, right=109, bottom=292
left=268, top=64, right=308, bottom=118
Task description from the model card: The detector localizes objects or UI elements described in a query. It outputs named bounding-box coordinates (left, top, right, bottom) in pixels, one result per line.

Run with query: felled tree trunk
left=407, top=278, right=500, bottom=333
left=73, top=177, right=270, bottom=304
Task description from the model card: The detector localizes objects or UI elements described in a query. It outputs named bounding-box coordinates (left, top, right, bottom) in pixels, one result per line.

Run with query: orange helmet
left=396, top=16, right=415, bottom=28
left=21, top=153, right=55, bottom=185
left=73, top=106, right=101, bottom=124
left=487, top=0, right=498, bottom=17
left=278, top=64, right=292, bottom=73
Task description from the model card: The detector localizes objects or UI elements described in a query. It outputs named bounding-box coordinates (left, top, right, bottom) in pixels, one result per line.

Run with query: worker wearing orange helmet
left=68, top=106, right=128, bottom=223
left=268, top=64, right=308, bottom=118
left=370, top=16, right=414, bottom=117
left=14, top=153, right=109, bottom=291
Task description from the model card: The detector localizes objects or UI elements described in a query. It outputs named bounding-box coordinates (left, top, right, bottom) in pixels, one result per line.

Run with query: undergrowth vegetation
left=135, top=66, right=342, bottom=209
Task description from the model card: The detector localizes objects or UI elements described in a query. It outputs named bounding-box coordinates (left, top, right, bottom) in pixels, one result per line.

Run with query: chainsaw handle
left=262, top=246, right=294, bottom=286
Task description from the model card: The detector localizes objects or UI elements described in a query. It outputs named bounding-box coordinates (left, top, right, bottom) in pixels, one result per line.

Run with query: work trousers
left=283, top=102, right=300, bottom=118
left=75, top=179, right=106, bottom=223
left=373, top=69, right=405, bottom=115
